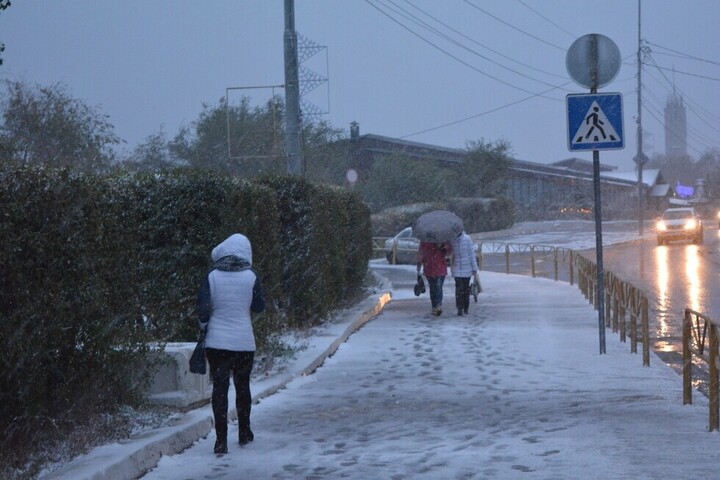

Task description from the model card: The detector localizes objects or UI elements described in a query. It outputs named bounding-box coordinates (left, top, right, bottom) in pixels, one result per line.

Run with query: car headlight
left=656, top=221, right=667, bottom=231
left=685, top=219, right=697, bottom=230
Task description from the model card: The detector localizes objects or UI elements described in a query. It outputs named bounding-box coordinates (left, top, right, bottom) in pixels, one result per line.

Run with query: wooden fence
left=683, top=308, right=720, bottom=431
left=373, top=238, right=650, bottom=366
left=373, top=236, right=720, bottom=430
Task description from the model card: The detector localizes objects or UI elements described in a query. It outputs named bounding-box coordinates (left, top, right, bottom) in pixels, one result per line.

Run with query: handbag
left=189, top=330, right=207, bottom=375
left=413, top=274, right=426, bottom=296
left=470, top=272, right=482, bottom=303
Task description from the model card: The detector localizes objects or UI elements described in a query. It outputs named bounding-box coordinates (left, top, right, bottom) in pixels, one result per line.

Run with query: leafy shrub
left=0, top=166, right=154, bottom=472
left=0, top=166, right=372, bottom=474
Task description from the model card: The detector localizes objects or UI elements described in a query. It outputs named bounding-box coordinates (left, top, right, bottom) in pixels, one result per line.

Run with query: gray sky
left=1, top=1, right=718, bottom=170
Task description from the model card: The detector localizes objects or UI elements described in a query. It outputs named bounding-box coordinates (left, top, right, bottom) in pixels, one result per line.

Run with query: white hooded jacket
left=202, top=234, right=262, bottom=352
left=450, top=232, right=479, bottom=278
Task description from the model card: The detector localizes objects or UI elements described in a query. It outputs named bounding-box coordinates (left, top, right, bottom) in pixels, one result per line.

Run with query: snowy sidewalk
left=46, top=269, right=720, bottom=479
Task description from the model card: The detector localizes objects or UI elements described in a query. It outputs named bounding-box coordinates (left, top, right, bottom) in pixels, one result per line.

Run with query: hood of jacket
left=211, top=233, right=253, bottom=266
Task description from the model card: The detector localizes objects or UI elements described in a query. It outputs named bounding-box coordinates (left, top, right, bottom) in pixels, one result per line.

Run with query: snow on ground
left=138, top=270, right=720, bottom=480
left=48, top=220, right=694, bottom=480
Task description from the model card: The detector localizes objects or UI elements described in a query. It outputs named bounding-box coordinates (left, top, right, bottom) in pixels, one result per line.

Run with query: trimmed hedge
left=0, top=166, right=371, bottom=471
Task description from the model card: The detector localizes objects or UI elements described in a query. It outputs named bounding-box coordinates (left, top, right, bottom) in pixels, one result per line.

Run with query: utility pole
left=635, top=0, right=647, bottom=235
left=284, top=0, right=302, bottom=175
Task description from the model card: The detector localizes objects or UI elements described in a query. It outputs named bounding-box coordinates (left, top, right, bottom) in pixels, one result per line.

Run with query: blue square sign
left=567, top=93, right=624, bottom=151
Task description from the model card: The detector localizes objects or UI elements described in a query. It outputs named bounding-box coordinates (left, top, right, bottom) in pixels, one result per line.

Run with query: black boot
left=214, top=438, right=228, bottom=454
left=239, top=428, right=254, bottom=445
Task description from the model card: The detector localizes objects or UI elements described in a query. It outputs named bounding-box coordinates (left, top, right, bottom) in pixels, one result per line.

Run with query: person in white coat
left=197, top=233, right=265, bottom=454
left=450, top=231, right=479, bottom=316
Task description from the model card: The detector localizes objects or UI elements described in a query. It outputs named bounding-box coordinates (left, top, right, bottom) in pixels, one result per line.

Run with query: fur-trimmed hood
left=211, top=233, right=253, bottom=266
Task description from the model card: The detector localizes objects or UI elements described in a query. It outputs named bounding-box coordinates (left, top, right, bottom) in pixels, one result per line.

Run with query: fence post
left=710, top=323, right=719, bottom=431
left=569, top=251, right=574, bottom=286
left=630, top=291, right=638, bottom=353
left=604, top=277, right=612, bottom=328
left=531, top=246, right=536, bottom=277
left=683, top=309, right=692, bottom=405
left=618, top=292, right=626, bottom=341
left=642, top=296, right=650, bottom=366
left=553, top=248, right=559, bottom=281
left=505, top=244, right=510, bottom=274
left=613, top=294, right=619, bottom=333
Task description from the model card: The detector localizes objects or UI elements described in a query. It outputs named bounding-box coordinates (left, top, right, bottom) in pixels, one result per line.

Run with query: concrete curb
left=42, top=281, right=393, bottom=480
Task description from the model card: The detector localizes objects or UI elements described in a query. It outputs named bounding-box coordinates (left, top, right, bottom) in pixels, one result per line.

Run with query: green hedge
left=0, top=166, right=371, bottom=471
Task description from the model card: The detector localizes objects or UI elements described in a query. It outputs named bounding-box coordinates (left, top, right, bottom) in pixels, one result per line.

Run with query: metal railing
left=683, top=308, right=720, bottom=431
left=574, top=253, right=651, bottom=366
left=477, top=242, right=574, bottom=283
left=373, top=237, right=649, bottom=366
left=375, top=236, right=720, bottom=431
left=374, top=237, right=422, bottom=265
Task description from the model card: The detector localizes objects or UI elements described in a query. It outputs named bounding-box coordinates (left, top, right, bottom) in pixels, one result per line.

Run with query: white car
left=384, top=227, right=420, bottom=264
left=656, top=207, right=704, bottom=245
left=384, top=227, right=479, bottom=265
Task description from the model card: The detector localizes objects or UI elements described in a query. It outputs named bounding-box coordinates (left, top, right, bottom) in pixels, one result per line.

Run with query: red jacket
left=418, top=241, right=452, bottom=277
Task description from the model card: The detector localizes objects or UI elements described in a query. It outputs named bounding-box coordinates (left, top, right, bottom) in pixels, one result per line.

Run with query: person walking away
left=417, top=241, right=452, bottom=316
left=450, top=231, right=479, bottom=316
left=197, top=233, right=266, bottom=454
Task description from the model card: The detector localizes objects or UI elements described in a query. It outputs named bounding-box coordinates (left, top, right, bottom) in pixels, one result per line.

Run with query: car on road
left=656, top=207, right=704, bottom=245
left=384, top=227, right=421, bottom=264
left=384, top=227, right=480, bottom=265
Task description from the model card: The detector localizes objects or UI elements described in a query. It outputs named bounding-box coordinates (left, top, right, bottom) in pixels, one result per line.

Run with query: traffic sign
left=566, top=93, right=624, bottom=151
left=566, top=34, right=621, bottom=90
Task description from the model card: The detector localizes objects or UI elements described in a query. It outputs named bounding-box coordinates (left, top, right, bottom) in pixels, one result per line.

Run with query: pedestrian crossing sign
left=566, top=93, right=624, bottom=151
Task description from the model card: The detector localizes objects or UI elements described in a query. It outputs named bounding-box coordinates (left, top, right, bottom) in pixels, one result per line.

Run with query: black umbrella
left=412, top=210, right=464, bottom=243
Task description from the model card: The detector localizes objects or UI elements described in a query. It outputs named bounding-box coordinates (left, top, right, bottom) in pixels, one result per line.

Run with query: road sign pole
left=567, top=33, right=622, bottom=356
left=593, top=148, right=607, bottom=355
left=592, top=76, right=606, bottom=355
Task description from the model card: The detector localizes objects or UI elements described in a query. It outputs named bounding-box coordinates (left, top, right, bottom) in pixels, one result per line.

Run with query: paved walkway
left=46, top=269, right=720, bottom=479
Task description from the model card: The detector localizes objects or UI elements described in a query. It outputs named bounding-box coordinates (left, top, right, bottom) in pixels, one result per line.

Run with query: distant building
left=664, top=89, right=687, bottom=157
left=344, top=123, right=673, bottom=221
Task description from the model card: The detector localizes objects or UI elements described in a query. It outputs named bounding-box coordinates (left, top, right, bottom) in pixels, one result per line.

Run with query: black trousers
left=454, top=277, right=471, bottom=312
left=205, top=348, right=255, bottom=441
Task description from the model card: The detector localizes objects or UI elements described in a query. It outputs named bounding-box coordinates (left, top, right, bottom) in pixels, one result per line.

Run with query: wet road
left=588, top=225, right=720, bottom=374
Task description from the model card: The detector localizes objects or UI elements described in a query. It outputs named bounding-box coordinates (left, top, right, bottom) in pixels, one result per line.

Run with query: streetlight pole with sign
left=566, top=33, right=624, bottom=355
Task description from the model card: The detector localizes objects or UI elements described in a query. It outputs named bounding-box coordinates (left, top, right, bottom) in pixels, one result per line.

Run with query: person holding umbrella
left=413, top=210, right=464, bottom=316
left=450, top=231, right=479, bottom=316
left=417, top=240, right=452, bottom=316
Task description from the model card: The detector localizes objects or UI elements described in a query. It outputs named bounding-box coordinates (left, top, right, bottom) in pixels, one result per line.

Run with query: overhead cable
left=462, top=0, right=566, bottom=52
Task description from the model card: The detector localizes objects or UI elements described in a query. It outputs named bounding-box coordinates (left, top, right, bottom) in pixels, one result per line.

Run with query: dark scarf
left=213, top=255, right=251, bottom=272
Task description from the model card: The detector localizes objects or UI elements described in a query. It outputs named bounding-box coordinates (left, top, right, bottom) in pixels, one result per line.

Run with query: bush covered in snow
left=0, top=165, right=371, bottom=477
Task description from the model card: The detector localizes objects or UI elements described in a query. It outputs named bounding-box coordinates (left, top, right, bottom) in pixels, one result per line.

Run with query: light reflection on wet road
left=601, top=230, right=720, bottom=354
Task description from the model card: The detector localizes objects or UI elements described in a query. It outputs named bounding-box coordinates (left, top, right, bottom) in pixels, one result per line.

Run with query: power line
left=645, top=40, right=720, bottom=68
left=382, top=0, right=571, bottom=90
left=365, top=0, right=565, bottom=100
left=462, top=0, right=566, bottom=52
left=515, top=0, right=576, bottom=39
left=401, top=0, right=568, bottom=80
left=399, top=81, right=573, bottom=139
left=645, top=54, right=720, bottom=127
left=650, top=64, right=720, bottom=83
left=641, top=75, right=720, bottom=154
